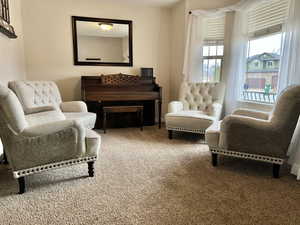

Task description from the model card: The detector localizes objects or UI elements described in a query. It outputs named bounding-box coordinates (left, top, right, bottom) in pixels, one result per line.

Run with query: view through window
left=242, top=33, right=283, bottom=104
left=203, top=41, right=224, bottom=82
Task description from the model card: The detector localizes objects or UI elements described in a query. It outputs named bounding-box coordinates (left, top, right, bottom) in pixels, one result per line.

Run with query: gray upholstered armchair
left=0, top=85, right=101, bottom=194
left=205, top=85, right=300, bottom=178
left=165, top=82, right=225, bottom=139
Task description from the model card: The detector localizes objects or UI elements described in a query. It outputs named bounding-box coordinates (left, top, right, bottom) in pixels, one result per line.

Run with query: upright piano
left=81, top=73, right=162, bottom=129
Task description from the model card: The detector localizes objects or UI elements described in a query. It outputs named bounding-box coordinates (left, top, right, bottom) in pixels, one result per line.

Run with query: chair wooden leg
left=273, top=164, right=280, bottom=178
left=168, top=130, right=173, bottom=140
left=18, top=177, right=26, bottom=194
left=88, top=162, right=95, bottom=177
left=212, top=153, right=218, bottom=167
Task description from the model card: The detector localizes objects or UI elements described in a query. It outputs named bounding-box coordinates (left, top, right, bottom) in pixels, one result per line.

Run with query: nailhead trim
left=166, top=126, right=206, bottom=134
left=13, top=156, right=97, bottom=178
left=210, top=148, right=284, bottom=165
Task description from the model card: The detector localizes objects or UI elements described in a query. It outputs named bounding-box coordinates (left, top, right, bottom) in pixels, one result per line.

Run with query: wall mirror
left=72, top=16, right=133, bottom=66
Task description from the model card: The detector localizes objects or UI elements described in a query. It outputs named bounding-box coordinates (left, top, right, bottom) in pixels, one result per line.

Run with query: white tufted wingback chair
left=165, top=82, right=225, bottom=139
left=8, top=81, right=96, bottom=129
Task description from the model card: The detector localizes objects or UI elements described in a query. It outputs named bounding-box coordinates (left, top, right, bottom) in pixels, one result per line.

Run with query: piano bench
left=103, top=106, right=144, bottom=133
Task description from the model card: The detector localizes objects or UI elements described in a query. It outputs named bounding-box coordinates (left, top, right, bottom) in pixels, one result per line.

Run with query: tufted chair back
left=9, top=81, right=62, bottom=115
left=0, top=84, right=28, bottom=134
left=179, top=82, right=225, bottom=115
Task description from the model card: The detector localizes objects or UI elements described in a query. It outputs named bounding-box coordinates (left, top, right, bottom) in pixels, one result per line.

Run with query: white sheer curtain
left=223, top=11, right=248, bottom=115
left=182, top=14, right=205, bottom=82
left=185, top=0, right=267, bottom=112
left=279, top=0, right=300, bottom=180
left=183, top=9, right=231, bottom=82
left=223, top=0, right=279, bottom=114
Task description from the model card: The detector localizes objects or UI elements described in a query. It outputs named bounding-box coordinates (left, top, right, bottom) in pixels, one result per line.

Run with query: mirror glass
left=72, top=17, right=133, bottom=66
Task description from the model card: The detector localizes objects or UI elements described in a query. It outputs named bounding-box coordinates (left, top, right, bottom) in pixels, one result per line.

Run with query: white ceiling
left=105, top=0, right=181, bottom=7
left=77, top=21, right=129, bottom=38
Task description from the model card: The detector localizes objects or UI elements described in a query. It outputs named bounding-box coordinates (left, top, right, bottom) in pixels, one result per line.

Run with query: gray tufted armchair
left=165, top=82, right=225, bottom=139
left=0, top=85, right=101, bottom=194
left=205, top=85, right=300, bottom=178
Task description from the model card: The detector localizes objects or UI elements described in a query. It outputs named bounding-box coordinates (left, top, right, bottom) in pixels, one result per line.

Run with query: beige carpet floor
left=0, top=127, right=300, bottom=225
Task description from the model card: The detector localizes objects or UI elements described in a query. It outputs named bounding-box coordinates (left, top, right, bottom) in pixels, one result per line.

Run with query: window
left=267, top=61, right=273, bottom=68
left=241, top=0, right=290, bottom=104
left=202, top=16, right=225, bottom=82
left=203, top=41, right=224, bottom=82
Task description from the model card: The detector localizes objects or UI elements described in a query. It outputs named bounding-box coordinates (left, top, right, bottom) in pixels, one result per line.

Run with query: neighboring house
left=245, top=52, right=280, bottom=91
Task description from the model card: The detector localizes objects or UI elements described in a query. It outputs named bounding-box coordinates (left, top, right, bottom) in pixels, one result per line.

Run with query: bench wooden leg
left=103, top=112, right=107, bottom=134
left=273, top=164, right=280, bottom=178
left=168, top=130, right=173, bottom=140
left=212, top=153, right=218, bottom=167
left=140, top=109, right=143, bottom=131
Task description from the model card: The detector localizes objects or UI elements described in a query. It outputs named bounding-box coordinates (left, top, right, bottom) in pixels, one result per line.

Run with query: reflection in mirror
left=77, top=21, right=129, bottom=63
left=72, top=17, right=133, bottom=66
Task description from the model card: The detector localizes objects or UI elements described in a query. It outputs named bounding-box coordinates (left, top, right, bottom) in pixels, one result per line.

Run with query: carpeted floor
left=0, top=126, right=300, bottom=225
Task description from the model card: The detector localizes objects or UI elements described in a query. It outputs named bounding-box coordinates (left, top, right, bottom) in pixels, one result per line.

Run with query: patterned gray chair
left=0, top=85, right=101, bottom=194
left=205, top=85, right=300, bottom=178
left=165, top=82, right=225, bottom=139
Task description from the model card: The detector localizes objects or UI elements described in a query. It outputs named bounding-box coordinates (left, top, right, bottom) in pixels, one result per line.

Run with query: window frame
left=202, top=40, right=224, bottom=83
left=240, top=31, right=284, bottom=105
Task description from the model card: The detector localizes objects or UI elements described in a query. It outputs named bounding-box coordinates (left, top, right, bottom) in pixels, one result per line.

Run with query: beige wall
left=21, top=0, right=171, bottom=115
left=0, top=0, right=26, bottom=85
left=78, top=36, right=124, bottom=62
left=0, top=0, right=26, bottom=156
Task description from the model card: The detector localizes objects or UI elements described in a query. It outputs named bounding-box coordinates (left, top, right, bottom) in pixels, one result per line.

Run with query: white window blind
left=204, top=16, right=225, bottom=41
left=247, top=0, right=290, bottom=36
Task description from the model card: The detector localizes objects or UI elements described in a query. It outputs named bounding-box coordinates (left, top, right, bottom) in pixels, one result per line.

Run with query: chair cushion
left=205, top=121, right=221, bottom=148
left=25, top=110, right=65, bottom=127
left=85, top=129, right=101, bottom=157
left=64, top=112, right=96, bottom=129
left=165, top=110, right=215, bottom=132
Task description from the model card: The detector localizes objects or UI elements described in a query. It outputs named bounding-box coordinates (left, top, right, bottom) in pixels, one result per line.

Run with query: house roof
left=248, top=52, right=280, bottom=62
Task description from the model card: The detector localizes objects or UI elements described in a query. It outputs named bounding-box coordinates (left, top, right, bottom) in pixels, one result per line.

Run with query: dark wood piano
left=81, top=73, right=162, bottom=129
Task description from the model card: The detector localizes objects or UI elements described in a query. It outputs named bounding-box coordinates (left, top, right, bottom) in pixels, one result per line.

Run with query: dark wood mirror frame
left=72, top=16, right=133, bottom=67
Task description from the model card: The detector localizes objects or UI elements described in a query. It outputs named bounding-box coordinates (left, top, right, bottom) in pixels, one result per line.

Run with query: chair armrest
left=219, top=115, right=286, bottom=158
left=232, top=108, right=269, bottom=120
left=210, top=102, right=223, bottom=120
left=21, top=120, right=85, bottom=137
left=26, top=106, right=57, bottom=114
left=11, top=120, right=86, bottom=170
left=60, top=101, right=88, bottom=113
left=168, top=101, right=183, bottom=113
